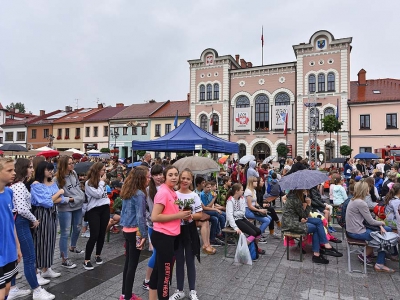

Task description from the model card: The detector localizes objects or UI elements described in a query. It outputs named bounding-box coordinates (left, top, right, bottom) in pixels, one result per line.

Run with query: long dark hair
left=149, top=164, right=163, bottom=202
left=35, top=161, right=54, bottom=183
left=14, top=158, right=31, bottom=183
left=385, top=183, right=400, bottom=205
left=86, top=162, right=104, bottom=189
left=226, top=183, right=242, bottom=199
left=120, top=166, right=148, bottom=199
left=55, top=156, right=72, bottom=188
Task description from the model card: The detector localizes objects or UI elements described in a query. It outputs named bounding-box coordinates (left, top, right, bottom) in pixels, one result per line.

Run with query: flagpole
left=261, top=26, right=264, bottom=66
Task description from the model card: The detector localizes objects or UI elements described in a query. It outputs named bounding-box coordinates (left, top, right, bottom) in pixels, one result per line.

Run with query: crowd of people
left=1, top=152, right=400, bottom=300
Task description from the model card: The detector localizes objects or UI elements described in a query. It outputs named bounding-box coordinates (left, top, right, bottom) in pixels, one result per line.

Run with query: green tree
left=276, top=144, right=289, bottom=158
left=6, top=102, right=26, bottom=113
left=136, top=150, right=146, bottom=158
left=321, top=115, right=343, bottom=157
left=340, top=145, right=353, bottom=157
left=100, top=148, right=110, bottom=153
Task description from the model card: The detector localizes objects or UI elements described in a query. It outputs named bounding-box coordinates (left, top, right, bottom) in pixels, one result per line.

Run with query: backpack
left=373, top=204, right=386, bottom=220
left=248, top=241, right=259, bottom=261
left=336, top=198, right=351, bottom=228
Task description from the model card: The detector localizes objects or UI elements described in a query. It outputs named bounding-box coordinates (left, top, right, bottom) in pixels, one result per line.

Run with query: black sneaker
left=142, top=280, right=149, bottom=290
left=95, top=256, right=103, bottom=264
left=210, top=239, right=223, bottom=247
left=312, top=255, right=329, bottom=264
left=83, top=261, right=94, bottom=270
left=324, top=248, right=343, bottom=257
left=214, top=237, right=225, bottom=246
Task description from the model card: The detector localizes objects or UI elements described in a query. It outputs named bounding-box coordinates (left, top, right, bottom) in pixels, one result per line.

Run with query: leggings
left=235, top=219, right=261, bottom=238
left=121, top=231, right=141, bottom=299
left=267, top=206, right=280, bottom=230
left=174, top=228, right=196, bottom=291
left=149, top=230, right=176, bottom=300
left=84, top=204, right=110, bottom=260
left=147, top=227, right=156, bottom=268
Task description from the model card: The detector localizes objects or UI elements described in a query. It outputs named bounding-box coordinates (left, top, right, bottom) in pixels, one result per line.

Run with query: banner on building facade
left=233, top=107, right=251, bottom=130
left=272, top=105, right=292, bottom=130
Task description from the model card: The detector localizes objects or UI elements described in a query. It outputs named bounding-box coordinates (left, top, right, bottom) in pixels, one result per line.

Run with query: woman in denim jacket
left=119, top=166, right=149, bottom=300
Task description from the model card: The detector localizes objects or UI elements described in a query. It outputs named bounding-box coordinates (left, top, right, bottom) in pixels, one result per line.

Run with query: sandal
left=202, top=246, right=216, bottom=255
left=374, top=264, right=395, bottom=273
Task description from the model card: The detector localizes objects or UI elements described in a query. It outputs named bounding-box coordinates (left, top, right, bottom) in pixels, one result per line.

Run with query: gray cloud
left=1, top=0, right=399, bottom=113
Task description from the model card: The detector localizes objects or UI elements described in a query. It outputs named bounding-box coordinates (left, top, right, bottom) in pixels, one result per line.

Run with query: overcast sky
left=1, top=0, right=399, bottom=114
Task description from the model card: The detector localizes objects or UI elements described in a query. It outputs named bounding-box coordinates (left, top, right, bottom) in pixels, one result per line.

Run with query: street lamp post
left=110, top=130, right=120, bottom=159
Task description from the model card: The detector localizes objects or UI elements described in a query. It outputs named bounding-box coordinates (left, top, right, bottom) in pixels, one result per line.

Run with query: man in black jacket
left=286, top=156, right=306, bottom=175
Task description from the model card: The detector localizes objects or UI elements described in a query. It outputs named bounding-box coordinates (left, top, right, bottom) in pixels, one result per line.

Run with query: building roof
left=349, top=79, right=400, bottom=104
left=150, top=100, right=190, bottom=118
left=110, top=101, right=168, bottom=120
left=84, top=106, right=128, bottom=122
left=53, top=108, right=102, bottom=123
left=28, top=110, right=64, bottom=126
left=2, top=117, right=38, bottom=127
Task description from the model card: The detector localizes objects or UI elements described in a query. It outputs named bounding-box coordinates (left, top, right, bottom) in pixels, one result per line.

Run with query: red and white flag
left=284, top=112, right=288, bottom=136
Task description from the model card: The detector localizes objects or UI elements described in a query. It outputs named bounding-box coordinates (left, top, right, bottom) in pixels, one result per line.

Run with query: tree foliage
left=100, top=148, right=110, bottom=153
left=6, top=102, right=26, bottom=113
left=321, top=115, right=343, bottom=134
left=136, top=150, right=146, bottom=158
left=276, top=144, right=289, bottom=158
left=340, top=145, right=353, bottom=156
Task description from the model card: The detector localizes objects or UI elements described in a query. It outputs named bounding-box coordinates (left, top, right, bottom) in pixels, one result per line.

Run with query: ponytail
left=226, top=183, right=242, bottom=200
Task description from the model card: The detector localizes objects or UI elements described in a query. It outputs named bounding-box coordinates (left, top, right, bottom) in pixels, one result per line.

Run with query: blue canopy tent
left=132, top=119, right=238, bottom=153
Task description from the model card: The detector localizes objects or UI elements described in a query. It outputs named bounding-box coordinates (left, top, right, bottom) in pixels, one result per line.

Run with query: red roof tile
left=2, top=117, right=37, bottom=126
left=150, top=100, right=190, bottom=118
left=110, top=102, right=167, bottom=120
left=349, top=79, right=400, bottom=104
left=53, top=108, right=102, bottom=123
left=84, top=106, right=128, bottom=122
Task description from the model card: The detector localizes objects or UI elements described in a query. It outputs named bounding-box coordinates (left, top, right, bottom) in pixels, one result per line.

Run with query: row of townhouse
left=1, top=99, right=189, bottom=159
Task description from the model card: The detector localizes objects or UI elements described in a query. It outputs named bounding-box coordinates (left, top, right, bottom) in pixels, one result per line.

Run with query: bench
left=346, top=233, right=367, bottom=274
left=283, top=232, right=306, bottom=262
left=222, top=227, right=238, bottom=258
left=331, top=204, right=340, bottom=224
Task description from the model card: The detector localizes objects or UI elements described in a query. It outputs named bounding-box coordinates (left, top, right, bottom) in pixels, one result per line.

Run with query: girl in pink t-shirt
left=149, top=166, right=191, bottom=300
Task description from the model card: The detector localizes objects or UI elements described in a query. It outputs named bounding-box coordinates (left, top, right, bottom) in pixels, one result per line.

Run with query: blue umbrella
left=127, top=162, right=142, bottom=168
left=279, top=170, right=329, bottom=190
left=354, top=152, right=379, bottom=159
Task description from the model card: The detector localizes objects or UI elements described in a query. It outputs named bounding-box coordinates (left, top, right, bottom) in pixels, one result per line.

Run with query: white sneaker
left=36, top=273, right=50, bottom=286
left=15, top=273, right=23, bottom=280
left=7, top=286, right=31, bottom=300
left=270, top=232, right=281, bottom=239
left=41, top=268, right=61, bottom=278
left=33, top=287, right=55, bottom=300
left=169, top=290, right=185, bottom=300
left=189, top=290, right=199, bottom=300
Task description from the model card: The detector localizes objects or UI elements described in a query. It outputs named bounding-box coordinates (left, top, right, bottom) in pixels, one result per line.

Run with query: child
left=107, top=181, right=122, bottom=234
left=331, top=174, right=347, bottom=205
left=263, top=173, right=282, bottom=205
left=216, top=176, right=231, bottom=210
left=0, top=158, right=21, bottom=300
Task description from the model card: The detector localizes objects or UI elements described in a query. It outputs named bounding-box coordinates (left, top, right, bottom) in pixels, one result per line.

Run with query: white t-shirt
left=243, top=188, right=257, bottom=208
left=175, top=191, right=202, bottom=225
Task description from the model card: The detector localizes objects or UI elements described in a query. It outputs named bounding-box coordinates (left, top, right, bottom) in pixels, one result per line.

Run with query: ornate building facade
left=188, top=30, right=352, bottom=161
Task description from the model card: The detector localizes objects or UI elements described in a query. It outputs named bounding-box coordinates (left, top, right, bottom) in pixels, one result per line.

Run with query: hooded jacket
left=246, top=161, right=259, bottom=179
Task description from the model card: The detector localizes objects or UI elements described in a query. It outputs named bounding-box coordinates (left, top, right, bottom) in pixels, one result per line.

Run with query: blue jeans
left=58, top=209, right=82, bottom=259
left=209, top=216, right=219, bottom=241
left=347, top=226, right=397, bottom=265
left=205, top=211, right=226, bottom=234
left=11, top=215, right=39, bottom=289
left=306, top=218, right=329, bottom=253
left=245, top=208, right=271, bottom=233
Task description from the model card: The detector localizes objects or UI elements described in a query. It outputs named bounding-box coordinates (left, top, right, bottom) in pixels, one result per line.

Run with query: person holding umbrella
left=54, top=156, right=86, bottom=269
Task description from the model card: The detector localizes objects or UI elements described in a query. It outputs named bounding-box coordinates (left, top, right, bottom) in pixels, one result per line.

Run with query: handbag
left=253, top=210, right=267, bottom=217
left=363, top=220, right=380, bottom=232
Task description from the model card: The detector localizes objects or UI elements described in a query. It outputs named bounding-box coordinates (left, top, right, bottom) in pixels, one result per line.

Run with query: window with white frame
left=199, top=85, right=205, bottom=101
left=360, top=115, right=370, bottom=129
left=308, top=74, right=316, bottom=93
left=200, top=114, right=208, bottom=131
left=235, top=95, right=250, bottom=108
left=206, top=84, right=212, bottom=100
left=386, top=113, right=397, bottom=129
left=213, top=83, right=219, bottom=100
left=274, top=92, right=290, bottom=106
left=327, top=73, right=335, bottom=91
left=318, top=74, right=325, bottom=92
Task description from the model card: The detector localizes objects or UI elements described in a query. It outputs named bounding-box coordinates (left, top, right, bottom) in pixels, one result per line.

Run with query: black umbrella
left=0, top=144, right=28, bottom=152
left=328, top=157, right=346, bottom=163
left=74, top=162, right=94, bottom=175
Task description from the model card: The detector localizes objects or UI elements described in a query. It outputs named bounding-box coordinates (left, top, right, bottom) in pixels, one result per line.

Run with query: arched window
left=274, top=92, right=290, bottom=106
left=308, top=74, right=316, bottom=93
left=235, top=95, right=250, bottom=108
left=309, top=108, right=320, bottom=129
left=324, top=107, right=335, bottom=117
left=327, top=73, right=335, bottom=91
left=200, top=114, right=208, bottom=131
left=199, top=85, right=205, bottom=101
left=239, top=144, right=247, bottom=158
left=318, top=73, right=325, bottom=92
left=206, top=84, right=212, bottom=100
left=255, top=94, right=269, bottom=131
left=213, top=83, right=219, bottom=100
left=211, top=114, right=219, bottom=133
